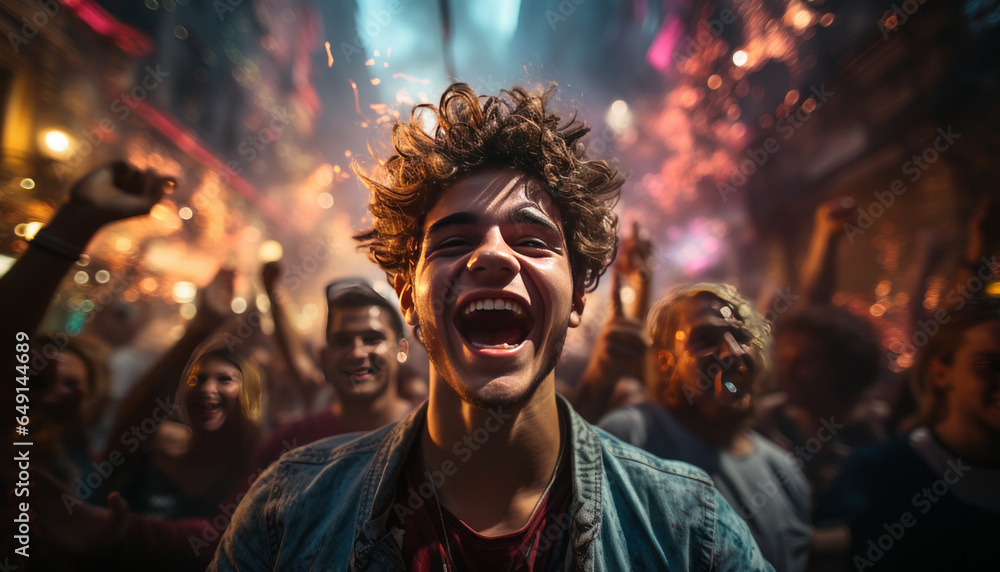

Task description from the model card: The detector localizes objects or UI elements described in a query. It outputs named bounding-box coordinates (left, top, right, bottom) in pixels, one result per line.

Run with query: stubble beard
left=420, top=310, right=568, bottom=410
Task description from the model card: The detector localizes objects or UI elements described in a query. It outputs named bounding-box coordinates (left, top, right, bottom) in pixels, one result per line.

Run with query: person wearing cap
left=599, top=283, right=810, bottom=572
left=212, top=83, right=771, bottom=570
left=253, top=276, right=413, bottom=469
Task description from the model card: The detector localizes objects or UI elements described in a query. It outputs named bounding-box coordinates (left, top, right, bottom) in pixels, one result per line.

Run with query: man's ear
left=568, top=279, right=586, bottom=328
left=396, top=338, right=409, bottom=364
left=394, top=273, right=418, bottom=326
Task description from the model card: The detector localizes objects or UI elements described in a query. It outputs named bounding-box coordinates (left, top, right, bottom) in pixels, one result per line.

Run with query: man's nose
left=197, top=378, right=218, bottom=394
left=718, top=331, right=747, bottom=361
left=349, top=337, right=368, bottom=359
left=467, top=228, right=520, bottom=279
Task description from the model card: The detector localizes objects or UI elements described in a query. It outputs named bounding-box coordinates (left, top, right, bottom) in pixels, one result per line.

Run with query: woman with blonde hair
left=109, top=335, right=263, bottom=519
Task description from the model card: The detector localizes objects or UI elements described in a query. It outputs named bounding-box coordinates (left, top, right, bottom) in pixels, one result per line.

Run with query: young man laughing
left=211, top=83, right=772, bottom=571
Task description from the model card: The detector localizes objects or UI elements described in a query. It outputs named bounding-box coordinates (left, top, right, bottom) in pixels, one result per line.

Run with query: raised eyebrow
left=510, top=209, right=559, bottom=233
left=426, top=212, right=477, bottom=236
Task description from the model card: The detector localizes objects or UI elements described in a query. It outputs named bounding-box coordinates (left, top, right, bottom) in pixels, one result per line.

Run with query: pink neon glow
left=61, top=0, right=153, bottom=56
left=129, top=100, right=291, bottom=231
left=645, top=15, right=682, bottom=72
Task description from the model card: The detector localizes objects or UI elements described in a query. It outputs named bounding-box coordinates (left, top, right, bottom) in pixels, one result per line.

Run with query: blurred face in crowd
left=933, top=318, right=1000, bottom=434
left=40, top=350, right=90, bottom=421
left=774, top=331, right=836, bottom=411
left=185, top=357, right=243, bottom=433
left=323, top=305, right=407, bottom=402
left=662, top=293, right=760, bottom=423
left=397, top=169, right=584, bottom=409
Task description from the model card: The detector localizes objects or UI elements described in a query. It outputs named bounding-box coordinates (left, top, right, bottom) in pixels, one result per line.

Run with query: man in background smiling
left=212, top=83, right=772, bottom=571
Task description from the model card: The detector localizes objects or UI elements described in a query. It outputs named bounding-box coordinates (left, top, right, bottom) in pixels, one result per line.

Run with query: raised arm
left=261, top=260, right=326, bottom=408
left=572, top=222, right=655, bottom=423
left=0, top=163, right=169, bottom=463
left=572, top=272, right=650, bottom=423
left=617, top=220, right=655, bottom=322
left=103, top=268, right=235, bottom=458
left=799, top=198, right=853, bottom=308
left=0, top=163, right=170, bottom=356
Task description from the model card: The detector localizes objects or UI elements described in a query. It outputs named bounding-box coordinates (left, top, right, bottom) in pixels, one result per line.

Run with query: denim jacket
left=211, top=396, right=773, bottom=571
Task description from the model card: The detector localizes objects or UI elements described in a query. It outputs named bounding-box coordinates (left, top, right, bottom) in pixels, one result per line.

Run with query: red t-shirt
left=397, top=443, right=572, bottom=571
left=253, top=408, right=343, bottom=470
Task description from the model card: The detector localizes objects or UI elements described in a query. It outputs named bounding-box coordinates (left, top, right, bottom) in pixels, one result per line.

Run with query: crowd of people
left=1, top=83, right=997, bottom=571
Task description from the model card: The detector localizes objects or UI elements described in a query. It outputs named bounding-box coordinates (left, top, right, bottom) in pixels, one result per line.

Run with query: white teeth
left=463, top=298, right=524, bottom=315
left=470, top=341, right=519, bottom=349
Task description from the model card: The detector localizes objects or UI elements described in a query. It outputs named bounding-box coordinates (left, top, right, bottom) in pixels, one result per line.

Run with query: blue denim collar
left=347, top=394, right=603, bottom=568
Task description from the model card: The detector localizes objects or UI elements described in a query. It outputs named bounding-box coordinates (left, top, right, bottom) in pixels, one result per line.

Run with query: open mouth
left=196, top=401, right=223, bottom=419
left=455, top=297, right=534, bottom=349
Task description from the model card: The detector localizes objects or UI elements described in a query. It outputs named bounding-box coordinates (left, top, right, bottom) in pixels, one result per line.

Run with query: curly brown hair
left=353, top=82, right=623, bottom=291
